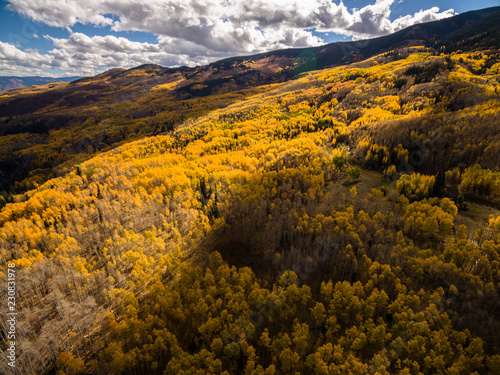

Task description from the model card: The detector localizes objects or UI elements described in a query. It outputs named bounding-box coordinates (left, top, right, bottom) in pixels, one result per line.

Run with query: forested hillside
left=0, top=41, right=499, bottom=374
left=0, top=6, right=498, bottom=201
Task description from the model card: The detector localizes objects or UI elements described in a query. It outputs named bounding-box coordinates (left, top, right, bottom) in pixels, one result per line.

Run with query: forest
left=0, top=31, right=500, bottom=375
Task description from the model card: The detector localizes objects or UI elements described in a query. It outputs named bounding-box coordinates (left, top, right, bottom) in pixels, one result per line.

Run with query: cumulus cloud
left=2, top=0, right=456, bottom=76
left=6, top=0, right=456, bottom=43
left=47, top=33, right=161, bottom=54
left=392, top=7, right=457, bottom=33
left=342, top=1, right=457, bottom=40
left=6, top=0, right=113, bottom=27
left=0, top=41, right=57, bottom=75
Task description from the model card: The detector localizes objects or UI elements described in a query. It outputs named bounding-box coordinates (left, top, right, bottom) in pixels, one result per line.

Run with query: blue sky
left=0, top=0, right=498, bottom=77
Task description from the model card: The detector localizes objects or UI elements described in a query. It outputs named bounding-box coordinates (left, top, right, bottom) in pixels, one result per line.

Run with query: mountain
left=436, top=8, right=500, bottom=51
left=1, top=6, right=499, bottom=116
left=0, top=7, right=500, bottom=375
left=0, top=6, right=497, bottom=194
left=0, top=75, right=82, bottom=91
left=213, top=6, right=500, bottom=73
left=1, top=6, right=499, bottom=112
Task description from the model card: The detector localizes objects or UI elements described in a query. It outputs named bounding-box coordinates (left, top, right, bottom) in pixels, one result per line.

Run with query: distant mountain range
left=0, top=76, right=81, bottom=91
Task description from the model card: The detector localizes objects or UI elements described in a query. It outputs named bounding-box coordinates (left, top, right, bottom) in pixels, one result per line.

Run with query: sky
left=0, top=0, right=498, bottom=77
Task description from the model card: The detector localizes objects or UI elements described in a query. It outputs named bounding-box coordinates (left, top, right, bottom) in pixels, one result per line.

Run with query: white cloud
left=329, top=0, right=456, bottom=40
left=0, top=41, right=57, bottom=76
left=2, top=0, right=457, bottom=76
left=0, top=41, right=50, bottom=63
left=6, top=0, right=113, bottom=27
left=6, top=0, right=456, bottom=46
left=47, top=33, right=161, bottom=54
left=392, top=7, right=457, bottom=33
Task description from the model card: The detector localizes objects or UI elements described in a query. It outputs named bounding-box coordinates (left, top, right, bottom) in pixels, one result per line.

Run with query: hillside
left=0, top=7, right=499, bottom=198
left=0, top=7, right=500, bottom=375
left=1, top=44, right=500, bottom=374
